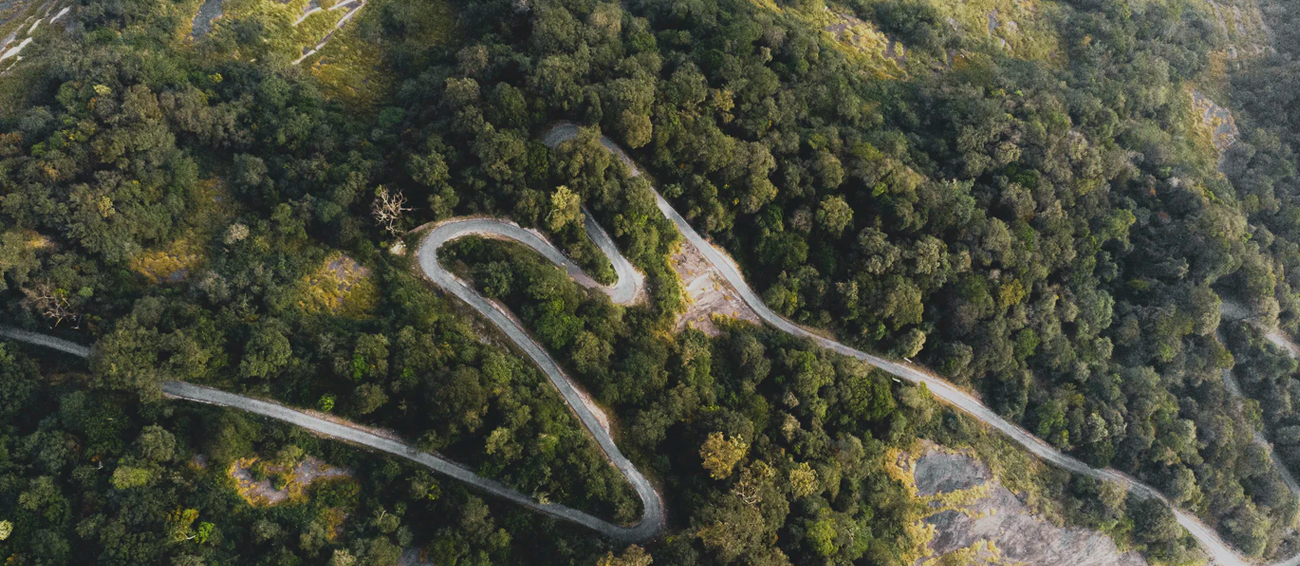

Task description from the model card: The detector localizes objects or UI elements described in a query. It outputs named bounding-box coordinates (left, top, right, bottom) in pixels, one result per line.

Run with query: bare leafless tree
left=23, top=282, right=80, bottom=328
left=371, top=186, right=412, bottom=236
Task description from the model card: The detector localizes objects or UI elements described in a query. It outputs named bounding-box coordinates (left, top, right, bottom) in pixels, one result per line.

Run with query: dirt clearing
left=669, top=238, right=760, bottom=336
left=901, top=442, right=1146, bottom=566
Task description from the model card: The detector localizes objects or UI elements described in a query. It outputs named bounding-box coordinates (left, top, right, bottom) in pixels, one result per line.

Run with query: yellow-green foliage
left=1158, top=85, right=1228, bottom=176
left=941, top=420, right=1093, bottom=528
left=131, top=237, right=203, bottom=283
left=191, top=177, right=236, bottom=227
left=1198, top=50, right=1232, bottom=100
left=111, top=465, right=154, bottom=489
left=171, top=0, right=212, bottom=40
left=880, top=440, right=1091, bottom=565
left=747, top=0, right=1061, bottom=79
left=700, top=432, right=749, bottom=479
left=1189, top=87, right=1239, bottom=153
left=886, top=445, right=994, bottom=518
left=203, top=0, right=351, bottom=61
left=230, top=457, right=302, bottom=506
left=1202, top=0, right=1273, bottom=61
left=303, top=0, right=454, bottom=106
left=746, top=0, right=906, bottom=79
left=321, top=507, right=347, bottom=542
left=297, top=252, right=377, bottom=317
left=9, top=229, right=51, bottom=252
left=880, top=444, right=943, bottom=564
left=127, top=176, right=235, bottom=284
left=927, top=0, right=1061, bottom=62
left=228, top=452, right=351, bottom=508
left=922, top=540, right=1006, bottom=566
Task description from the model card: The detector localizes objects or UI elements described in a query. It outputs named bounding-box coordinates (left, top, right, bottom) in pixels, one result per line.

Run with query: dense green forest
left=396, top=0, right=1296, bottom=557
left=2, top=0, right=1300, bottom=562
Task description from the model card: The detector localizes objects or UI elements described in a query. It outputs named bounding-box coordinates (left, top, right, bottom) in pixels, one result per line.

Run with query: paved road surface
left=8, top=125, right=1300, bottom=563
left=0, top=326, right=91, bottom=357
left=417, top=215, right=662, bottom=541
left=542, top=123, right=1248, bottom=565
left=0, top=329, right=658, bottom=541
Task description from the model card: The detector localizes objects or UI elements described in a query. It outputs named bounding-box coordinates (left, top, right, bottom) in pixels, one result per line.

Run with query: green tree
left=353, top=383, right=389, bottom=415
left=598, top=545, right=653, bottom=566
left=817, top=195, right=854, bottom=236
left=789, top=462, right=819, bottom=498
left=136, top=425, right=176, bottom=463
left=700, top=432, right=749, bottom=479
left=111, top=466, right=153, bottom=489
left=240, top=322, right=292, bottom=380
left=547, top=185, right=583, bottom=232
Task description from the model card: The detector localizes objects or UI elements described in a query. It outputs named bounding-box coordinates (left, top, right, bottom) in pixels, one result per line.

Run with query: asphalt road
left=541, top=123, right=1247, bottom=565
left=0, top=216, right=662, bottom=542
left=161, top=381, right=656, bottom=541
left=5, top=126, right=1300, bottom=562
left=0, top=326, right=91, bottom=357
left=417, top=216, right=662, bottom=541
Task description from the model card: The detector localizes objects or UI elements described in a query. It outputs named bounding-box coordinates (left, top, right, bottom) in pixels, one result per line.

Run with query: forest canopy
left=2, top=0, right=1300, bottom=563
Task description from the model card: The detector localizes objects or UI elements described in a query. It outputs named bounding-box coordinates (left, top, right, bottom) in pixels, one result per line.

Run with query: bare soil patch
left=906, top=442, right=1146, bottom=566
left=1192, top=90, right=1240, bottom=153
left=669, top=238, right=761, bottom=336
left=229, top=455, right=350, bottom=506
left=299, top=252, right=376, bottom=316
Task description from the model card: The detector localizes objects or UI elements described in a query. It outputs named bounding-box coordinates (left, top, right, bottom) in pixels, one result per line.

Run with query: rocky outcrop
left=911, top=444, right=1146, bottom=566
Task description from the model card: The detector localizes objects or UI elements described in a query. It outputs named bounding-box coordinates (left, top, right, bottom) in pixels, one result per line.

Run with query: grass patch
left=229, top=453, right=352, bottom=506
left=1204, top=0, right=1274, bottom=59
left=296, top=252, right=378, bottom=317
left=913, top=0, right=1061, bottom=62
left=302, top=0, right=455, bottom=107
left=1190, top=87, right=1239, bottom=154
left=746, top=0, right=1062, bottom=79
left=131, top=237, right=204, bottom=283
left=127, top=176, right=233, bottom=285
left=921, top=541, right=1005, bottom=566
left=747, top=0, right=906, bottom=79
left=197, top=0, right=352, bottom=62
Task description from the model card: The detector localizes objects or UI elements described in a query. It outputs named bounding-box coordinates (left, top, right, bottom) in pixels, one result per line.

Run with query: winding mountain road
left=416, top=215, right=661, bottom=541
left=4, top=124, right=1300, bottom=563
left=541, top=124, right=1248, bottom=565
left=1218, top=304, right=1300, bottom=566
left=164, top=380, right=657, bottom=540
left=0, top=211, right=663, bottom=542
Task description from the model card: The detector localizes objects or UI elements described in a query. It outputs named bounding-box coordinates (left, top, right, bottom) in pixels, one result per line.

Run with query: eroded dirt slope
left=908, top=443, right=1146, bottom=566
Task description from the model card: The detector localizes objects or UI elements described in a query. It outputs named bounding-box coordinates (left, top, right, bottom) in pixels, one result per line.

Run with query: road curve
left=1219, top=304, right=1300, bottom=566
left=541, top=123, right=1251, bottom=565
left=162, top=381, right=659, bottom=541
left=416, top=215, right=662, bottom=541
left=0, top=326, right=92, bottom=358
left=4, top=125, right=1297, bottom=560
left=0, top=226, right=663, bottom=541
left=0, top=331, right=660, bottom=542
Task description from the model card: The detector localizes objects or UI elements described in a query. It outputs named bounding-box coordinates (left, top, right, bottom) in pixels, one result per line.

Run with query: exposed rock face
left=913, top=445, right=1146, bottom=566
left=914, top=449, right=988, bottom=496
left=669, top=234, right=760, bottom=336
left=1192, top=90, right=1240, bottom=153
